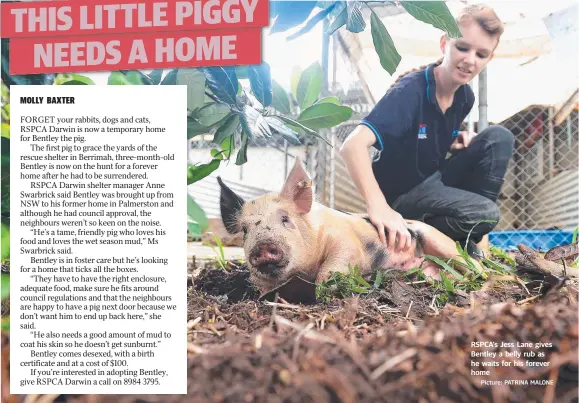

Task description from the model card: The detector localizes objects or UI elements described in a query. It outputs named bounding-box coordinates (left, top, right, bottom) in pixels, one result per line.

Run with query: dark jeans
left=391, top=125, right=515, bottom=246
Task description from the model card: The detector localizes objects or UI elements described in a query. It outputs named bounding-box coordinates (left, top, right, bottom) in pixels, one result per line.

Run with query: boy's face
left=441, top=21, right=498, bottom=85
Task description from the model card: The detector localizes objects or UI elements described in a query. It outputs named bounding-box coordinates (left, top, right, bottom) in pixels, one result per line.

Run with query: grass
left=200, top=233, right=246, bottom=271
left=1, top=272, right=9, bottom=332
left=209, top=234, right=228, bottom=270
left=316, top=265, right=376, bottom=302
left=315, top=243, right=518, bottom=307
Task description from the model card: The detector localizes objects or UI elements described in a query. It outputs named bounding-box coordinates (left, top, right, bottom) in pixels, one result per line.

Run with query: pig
left=217, top=157, right=475, bottom=294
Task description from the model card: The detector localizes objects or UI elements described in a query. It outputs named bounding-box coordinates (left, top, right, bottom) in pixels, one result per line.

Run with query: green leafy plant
left=1, top=273, right=9, bottom=332
left=272, top=1, right=461, bottom=75
left=316, top=264, right=373, bottom=302
left=142, top=61, right=353, bottom=237
left=209, top=234, right=227, bottom=270
left=0, top=2, right=461, bottom=242
left=1, top=81, right=10, bottom=263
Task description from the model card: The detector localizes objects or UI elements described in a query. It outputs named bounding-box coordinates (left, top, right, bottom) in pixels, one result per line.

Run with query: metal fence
left=189, top=104, right=578, bottom=251
left=320, top=107, right=579, bottom=250
left=188, top=129, right=319, bottom=217
left=493, top=105, right=579, bottom=248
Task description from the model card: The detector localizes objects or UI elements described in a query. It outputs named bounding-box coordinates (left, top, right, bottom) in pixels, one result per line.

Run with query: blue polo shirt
left=360, top=62, right=475, bottom=204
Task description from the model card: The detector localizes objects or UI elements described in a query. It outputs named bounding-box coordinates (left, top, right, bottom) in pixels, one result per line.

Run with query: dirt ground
left=3, top=252, right=579, bottom=403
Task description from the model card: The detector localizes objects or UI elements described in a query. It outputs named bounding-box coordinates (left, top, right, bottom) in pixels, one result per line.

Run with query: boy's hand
left=451, top=131, right=476, bottom=150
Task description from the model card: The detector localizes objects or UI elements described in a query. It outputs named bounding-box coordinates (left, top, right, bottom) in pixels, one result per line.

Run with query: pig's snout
left=249, top=242, right=286, bottom=272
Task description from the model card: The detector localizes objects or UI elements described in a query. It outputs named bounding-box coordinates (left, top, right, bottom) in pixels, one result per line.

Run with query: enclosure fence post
left=548, top=107, right=554, bottom=180
left=468, top=75, right=477, bottom=133
left=283, top=139, right=288, bottom=179
left=478, top=67, right=488, bottom=132
left=330, top=128, right=335, bottom=209
left=322, top=19, right=330, bottom=97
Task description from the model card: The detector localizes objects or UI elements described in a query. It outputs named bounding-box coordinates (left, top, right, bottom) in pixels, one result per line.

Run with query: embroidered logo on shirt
left=418, top=124, right=427, bottom=139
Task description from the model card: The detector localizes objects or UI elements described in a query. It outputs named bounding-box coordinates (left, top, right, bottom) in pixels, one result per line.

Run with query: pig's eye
left=281, top=215, right=289, bottom=224
left=241, top=225, right=247, bottom=235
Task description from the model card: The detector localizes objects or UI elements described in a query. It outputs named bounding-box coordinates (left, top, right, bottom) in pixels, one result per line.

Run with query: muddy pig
left=218, top=157, right=476, bottom=294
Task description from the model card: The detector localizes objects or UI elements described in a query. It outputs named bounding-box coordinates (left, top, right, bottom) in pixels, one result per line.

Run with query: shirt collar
left=424, top=63, right=468, bottom=107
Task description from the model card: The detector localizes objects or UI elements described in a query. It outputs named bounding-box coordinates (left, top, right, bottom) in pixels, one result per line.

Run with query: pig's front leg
left=314, top=247, right=363, bottom=284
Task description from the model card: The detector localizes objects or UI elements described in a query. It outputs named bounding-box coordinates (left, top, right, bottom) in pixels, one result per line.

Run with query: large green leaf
left=297, top=103, right=353, bottom=129
left=278, top=115, right=331, bottom=146
left=346, top=1, right=366, bottom=33
left=242, top=105, right=272, bottom=138
left=271, top=80, right=291, bottom=114
left=119, top=70, right=152, bottom=85
left=196, top=103, right=232, bottom=127
left=248, top=63, right=272, bottom=107
left=290, top=66, right=302, bottom=101
left=326, top=3, right=348, bottom=35
left=56, top=74, right=95, bottom=85
left=177, top=68, right=206, bottom=112
left=187, top=118, right=211, bottom=140
left=219, top=133, right=235, bottom=159
left=125, top=71, right=145, bottom=85
left=400, top=1, right=461, bottom=38
left=1, top=103, right=8, bottom=122
left=199, top=67, right=239, bottom=105
left=264, top=116, right=301, bottom=145
left=270, top=1, right=318, bottom=34
left=107, top=72, right=132, bottom=85
left=1, top=273, right=9, bottom=300
left=149, top=69, right=164, bottom=84
left=1, top=221, right=9, bottom=261
left=1, top=123, right=9, bottom=139
left=287, top=3, right=338, bottom=40
left=187, top=159, right=221, bottom=185
left=315, top=96, right=340, bottom=105
left=107, top=71, right=144, bottom=85
left=1, top=316, right=9, bottom=333
left=236, top=132, right=249, bottom=165
left=235, top=66, right=249, bottom=79
left=160, top=69, right=178, bottom=85
left=296, top=63, right=323, bottom=110
left=187, top=194, right=208, bottom=232
left=370, top=10, right=401, bottom=75
left=213, top=114, right=240, bottom=144
left=283, top=122, right=306, bottom=137
left=60, top=80, right=92, bottom=85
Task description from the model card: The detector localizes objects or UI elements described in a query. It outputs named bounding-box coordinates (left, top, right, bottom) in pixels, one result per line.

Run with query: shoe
left=466, top=241, right=484, bottom=259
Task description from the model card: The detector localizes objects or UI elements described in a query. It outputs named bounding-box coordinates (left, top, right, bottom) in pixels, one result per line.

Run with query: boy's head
left=439, top=4, right=504, bottom=85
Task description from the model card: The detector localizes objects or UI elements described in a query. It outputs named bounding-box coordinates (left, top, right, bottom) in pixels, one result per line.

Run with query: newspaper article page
left=10, top=85, right=187, bottom=394
left=1, top=0, right=578, bottom=402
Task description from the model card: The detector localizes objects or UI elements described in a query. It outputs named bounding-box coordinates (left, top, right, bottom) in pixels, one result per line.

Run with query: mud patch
left=194, top=265, right=260, bottom=302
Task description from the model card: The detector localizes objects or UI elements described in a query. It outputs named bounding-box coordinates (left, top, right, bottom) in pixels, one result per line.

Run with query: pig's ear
left=279, top=157, right=313, bottom=214
left=217, top=176, right=245, bottom=234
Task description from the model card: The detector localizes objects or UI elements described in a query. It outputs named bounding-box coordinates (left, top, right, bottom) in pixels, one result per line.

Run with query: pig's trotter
left=315, top=254, right=355, bottom=284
